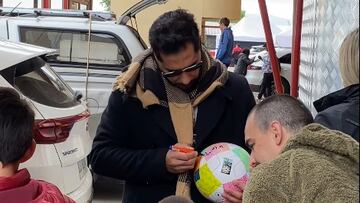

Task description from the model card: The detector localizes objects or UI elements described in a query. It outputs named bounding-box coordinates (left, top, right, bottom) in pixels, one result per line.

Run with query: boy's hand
left=222, top=180, right=246, bottom=203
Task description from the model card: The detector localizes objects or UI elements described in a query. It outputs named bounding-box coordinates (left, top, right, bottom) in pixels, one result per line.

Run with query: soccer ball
left=194, top=142, right=250, bottom=202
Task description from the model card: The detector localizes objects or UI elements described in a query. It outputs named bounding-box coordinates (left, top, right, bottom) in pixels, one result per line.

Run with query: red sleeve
left=32, top=180, right=76, bottom=203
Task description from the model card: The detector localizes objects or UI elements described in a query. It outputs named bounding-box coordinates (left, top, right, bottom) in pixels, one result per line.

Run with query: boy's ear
left=19, top=139, right=36, bottom=163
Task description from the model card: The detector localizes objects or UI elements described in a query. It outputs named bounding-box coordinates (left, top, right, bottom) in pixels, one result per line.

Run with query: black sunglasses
left=162, top=61, right=203, bottom=78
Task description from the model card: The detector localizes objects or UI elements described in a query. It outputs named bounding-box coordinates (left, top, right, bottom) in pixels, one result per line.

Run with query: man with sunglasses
left=90, top=9, right=255, bottom=203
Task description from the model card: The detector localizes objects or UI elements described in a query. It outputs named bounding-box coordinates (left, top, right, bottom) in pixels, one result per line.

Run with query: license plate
left=77, top=158, right=87, bottom=180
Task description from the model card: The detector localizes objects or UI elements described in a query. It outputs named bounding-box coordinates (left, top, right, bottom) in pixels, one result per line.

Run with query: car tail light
left=33, top=111, right=90, bottom=144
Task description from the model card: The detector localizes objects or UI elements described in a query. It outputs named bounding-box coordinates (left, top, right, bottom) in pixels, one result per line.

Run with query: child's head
left=0, top=87, right=35, bottom=167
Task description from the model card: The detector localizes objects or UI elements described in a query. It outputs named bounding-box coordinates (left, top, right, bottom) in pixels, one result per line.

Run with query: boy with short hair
left=0, top=87, right=75, bottom=203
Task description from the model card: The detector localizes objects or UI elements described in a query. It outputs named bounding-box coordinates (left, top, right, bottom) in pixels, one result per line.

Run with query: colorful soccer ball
left=194, top=142, right=250, bottom=202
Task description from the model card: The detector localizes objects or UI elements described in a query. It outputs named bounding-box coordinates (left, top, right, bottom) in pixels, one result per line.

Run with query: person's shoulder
left=226, top=72, right=249, bottom=87
left=225, top=28, right=233, bottom=35
left=31, top=180, right=75, bottom=203
left=223, top=73, right=254, bottom=101
left=108, top=89, right=140, bottom=107
left=281, top=145, right=359, bottom=200
left=315, top=102, right=358, bottom=129
left=319, top=101, right=357, bottom=117
left=280, top=146, right=353, bottom=177
left=314, top=106, right=342, bottom=125
left=249, top=149, right=327, bottom=186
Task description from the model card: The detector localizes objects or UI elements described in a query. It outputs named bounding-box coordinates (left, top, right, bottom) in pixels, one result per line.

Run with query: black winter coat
left=89, top=73, right=256, bottom=203
left=314, top=84, right=359, bottom=142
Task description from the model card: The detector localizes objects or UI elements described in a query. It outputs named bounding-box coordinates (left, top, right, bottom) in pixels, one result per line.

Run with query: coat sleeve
left=245, top=57, right=254, bottom=66
left=216, top=31, right=230, bottom=61
left=234, top=57, right=242, bottom=75
left=89, top=91, right=176, bottom=184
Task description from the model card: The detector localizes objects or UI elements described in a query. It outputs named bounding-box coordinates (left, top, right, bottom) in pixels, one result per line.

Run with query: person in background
left=89, top=9, right=255, bottom=203
left=0, top=87, right=75, bottom=203
left=234, top=48, right=254, bottom=76
left=257, top=44, right=273, bottom=100
left=242, top=95, right=359, bottom=202
left=232, top=44, right=243, bottom=56
left=231, top=43, right=243, bottom=66
left=313, top=28, right=359, bottom=141
left=216, top=17, right=234, bottom=67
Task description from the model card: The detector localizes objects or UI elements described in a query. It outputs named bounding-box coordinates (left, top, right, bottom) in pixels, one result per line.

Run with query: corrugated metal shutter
left=299, top=0, right=359, bottom=114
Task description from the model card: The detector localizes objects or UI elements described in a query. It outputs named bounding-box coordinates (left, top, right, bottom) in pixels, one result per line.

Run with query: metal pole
left=258, top=0, right=284, bottom=94
left=63, top=0, right=69, bottom=9
left=290, top=0, right=304, bottom=97
left=85, top=13, right=92, bottom=106
left=43, top=0, right=50, bottom=8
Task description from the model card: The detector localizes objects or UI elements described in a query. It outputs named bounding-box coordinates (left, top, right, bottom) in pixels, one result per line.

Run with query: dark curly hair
left=149, top=9, right=200, bottom=61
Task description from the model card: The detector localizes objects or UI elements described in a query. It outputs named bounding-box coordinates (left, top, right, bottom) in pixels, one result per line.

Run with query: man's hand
left=166, top=144, right=198, bottom=174
left=222, top=180, right=246, bottom=203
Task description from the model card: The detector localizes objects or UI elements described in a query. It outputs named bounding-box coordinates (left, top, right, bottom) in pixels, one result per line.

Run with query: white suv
left=0, top=40, right=92, bottom=202
left=0, top=0, right=167, bottom=137
left=248, top=47, right=291, bottom=94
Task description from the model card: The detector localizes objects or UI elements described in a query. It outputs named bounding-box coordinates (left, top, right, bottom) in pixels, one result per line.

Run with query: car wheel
left=269, top=77, right=290, bottom=95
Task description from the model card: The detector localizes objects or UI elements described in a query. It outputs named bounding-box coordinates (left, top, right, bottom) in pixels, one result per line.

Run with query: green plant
left=240, top=10, right=246, bottom=19
left=101, top=0, right=110, bottom=11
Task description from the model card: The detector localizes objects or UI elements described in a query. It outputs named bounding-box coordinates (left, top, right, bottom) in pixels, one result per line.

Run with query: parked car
left=249, top=45, right=266, bottom=54
left=0, top=40, right=93, bottom=203
left=0, top=0, right=166, bottom=137
left=229, top=47, right=291, bottom=94
left=248, top=47, right=291, bottom=94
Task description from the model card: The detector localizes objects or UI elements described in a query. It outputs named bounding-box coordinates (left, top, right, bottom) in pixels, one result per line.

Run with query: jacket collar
left=313, top=84, right=359, bottom=112
left=0, top=169, right=30, bottom=191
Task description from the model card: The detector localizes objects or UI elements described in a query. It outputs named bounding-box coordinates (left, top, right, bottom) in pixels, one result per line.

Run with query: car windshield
left=0, top=56, right=79, bottom=108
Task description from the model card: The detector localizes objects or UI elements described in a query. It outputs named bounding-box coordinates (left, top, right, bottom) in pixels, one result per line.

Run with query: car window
left=19, top=27, right=130, bottom=68
left=0, top=56, right=79, bottom=108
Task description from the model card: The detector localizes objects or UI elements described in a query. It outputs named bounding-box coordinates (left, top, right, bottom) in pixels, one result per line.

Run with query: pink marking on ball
left=203, top=143, right=230, bottom=161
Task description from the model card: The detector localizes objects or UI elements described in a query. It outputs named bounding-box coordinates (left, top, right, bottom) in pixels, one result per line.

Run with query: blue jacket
left=216, top=27, right=234, bottom=65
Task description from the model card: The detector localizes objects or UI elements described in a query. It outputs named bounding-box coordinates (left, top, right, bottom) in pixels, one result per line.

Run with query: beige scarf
left=113, top=47, right=228, bottom=199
